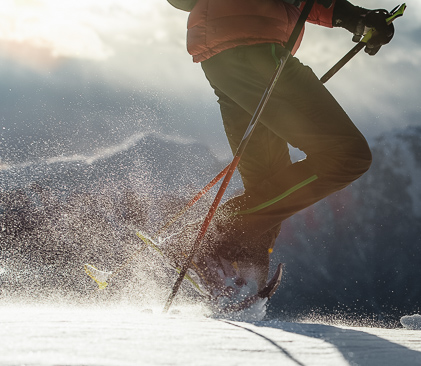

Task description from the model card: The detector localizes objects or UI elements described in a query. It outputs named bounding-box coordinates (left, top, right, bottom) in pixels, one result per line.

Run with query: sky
left=0, top=0, right=420, bottom=166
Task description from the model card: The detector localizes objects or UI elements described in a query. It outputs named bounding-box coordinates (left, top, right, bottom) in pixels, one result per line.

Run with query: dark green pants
left=202, top=43, right=372, bottom=251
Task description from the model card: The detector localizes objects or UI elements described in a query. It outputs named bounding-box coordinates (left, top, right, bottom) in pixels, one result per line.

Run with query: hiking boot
left=159, top=216, right=280, bottom=300
left=192, top=229, right=277, bottom=300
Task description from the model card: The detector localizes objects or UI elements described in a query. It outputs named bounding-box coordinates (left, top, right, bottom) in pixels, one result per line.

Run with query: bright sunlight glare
left=0, top=0, right=164, bottom=63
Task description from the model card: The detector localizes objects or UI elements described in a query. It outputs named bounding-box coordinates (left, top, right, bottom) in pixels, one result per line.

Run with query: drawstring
left=271, top=43, right=281, bottom=68
left=233, top=175, right=319, bottom=216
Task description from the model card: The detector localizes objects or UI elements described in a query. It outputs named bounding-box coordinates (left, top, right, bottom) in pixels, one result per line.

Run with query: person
left=164, top=0, right=395, bottom=295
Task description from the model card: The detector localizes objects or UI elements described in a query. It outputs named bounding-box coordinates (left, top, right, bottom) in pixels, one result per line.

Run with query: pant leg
left=215, top=85, right=292, bottom=195
left=210, top=84, right=287, bottom=274
left=202, top=43, right=372, bottom=241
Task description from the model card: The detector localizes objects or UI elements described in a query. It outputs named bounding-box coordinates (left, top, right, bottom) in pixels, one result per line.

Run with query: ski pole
left=118, top=164, right=230, bottom=275
left=320, top=3, right=406, bottom=83
left=86, top=163, right=223, bottom=289
left=163, top=0, right=317, bottom=313
left=84, top=164, right=229, bottom=289
left=154, top=163, right=230, bottom=238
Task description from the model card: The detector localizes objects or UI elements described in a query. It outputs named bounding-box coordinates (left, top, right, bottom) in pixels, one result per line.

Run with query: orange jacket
left=187, top=0, right=336, bottom=62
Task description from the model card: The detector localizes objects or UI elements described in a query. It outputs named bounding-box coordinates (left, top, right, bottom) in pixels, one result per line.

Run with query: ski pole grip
left=361, top=3, right=407, bottom=44
left=320, top=4, right=406, bottom=84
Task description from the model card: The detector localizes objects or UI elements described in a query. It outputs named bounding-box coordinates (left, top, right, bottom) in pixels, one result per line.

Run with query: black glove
left=360, top=10, right=395, bottom=55
left=333, top=0, right=394, bottom=56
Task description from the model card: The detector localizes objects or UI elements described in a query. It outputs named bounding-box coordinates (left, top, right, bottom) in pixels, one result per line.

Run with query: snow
left=1, top=304, right=421, bottom=366
left=401, top=314, right=421, bottom=330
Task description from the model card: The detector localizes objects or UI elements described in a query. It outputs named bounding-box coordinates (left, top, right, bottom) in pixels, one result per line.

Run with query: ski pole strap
left=234, top=175, right=318, bottom=216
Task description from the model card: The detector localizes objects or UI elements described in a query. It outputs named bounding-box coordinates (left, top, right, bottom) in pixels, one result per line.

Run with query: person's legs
left=159, top=87, right=289, bottom=291
left=202, top=42, right=372, bottom=246
left=216, top=85, right=292, bottom=198
left=210, top=87, right=289, bottom=288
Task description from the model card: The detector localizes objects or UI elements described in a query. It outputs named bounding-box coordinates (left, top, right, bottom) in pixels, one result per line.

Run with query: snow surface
left=1, top=304, right=421, bottom=366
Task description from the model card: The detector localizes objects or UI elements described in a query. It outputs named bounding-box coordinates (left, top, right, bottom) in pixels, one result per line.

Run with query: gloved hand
left=355, top=10, right=395, bottom=55
left=333, top=0, right=394, bottom=56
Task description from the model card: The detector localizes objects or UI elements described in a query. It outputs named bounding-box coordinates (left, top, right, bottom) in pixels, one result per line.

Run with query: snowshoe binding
left=136, top=227, right=284, bottom=315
